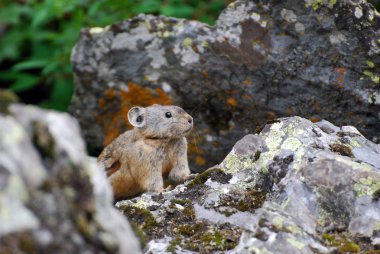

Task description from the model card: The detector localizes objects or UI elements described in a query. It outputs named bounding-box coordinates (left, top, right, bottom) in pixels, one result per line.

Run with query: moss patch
left=322, top=231, right=380, bottom=253
left=122, top=206, right=158, bottom=232
left=329, top=143, right=353, bottom=157
left=168, top=222, right=241, bottom=253
left=219, top=189, right=266, bottom=213
left=187, top=167, right=231, bottom=188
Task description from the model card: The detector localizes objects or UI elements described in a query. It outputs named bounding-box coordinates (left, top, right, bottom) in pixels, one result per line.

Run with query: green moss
left=323, top=233, right=361, bottom=253
left=364, top=250, right=380, bottom=254
left=220, top=210, right=236, bottom=217
left=167, top=237, right=182, bottom=253
left=236, top=200, right=250, bottom=211
left=305, top=0, right=336, bottom=10
left=186, top=230, right=238, bottom=252
left=178, top=224, right=194, bottom=236
left=187, top=167, right=222, bottom=187
left=338, top=242, right=360, bottom=253
left=130, top=222, right=147, bottom=249
left=122, top=206, right=157, bottom=230
left=322, top=233, right=340, bottom=246
left=183, top=207, right=195, bottom=219
left=219, top=189, right=266, bottom=213
left=171, top=199, right=192, bottom=206
left=329, top=143, right=352, bottom=157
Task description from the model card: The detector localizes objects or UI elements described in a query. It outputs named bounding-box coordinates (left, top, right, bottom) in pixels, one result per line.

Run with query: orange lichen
left=310, top=117, right=320, bottom=123
left=225, top=90, right=239, bottom=95
left=227, top=97, right=238, bottom=107
left=287, top=107, right=294, bottom=115
left=266, top=111, right=276, bottom=121
left=195, top=156, right=206, bottom=166
left=244, top=79, right=253, bottom=86
left=335, top=67, right=346, bottom=85
left=98, top=98, right=105, bottom=108
left=97, top=82, right=172, bottom=146
left=188, top=133, right=204, bottom=155
left=313, top=101, right=321, bottom=113
left=201, top=70, right=210, bottom=79
left=242, top=93, right=251, bottom=101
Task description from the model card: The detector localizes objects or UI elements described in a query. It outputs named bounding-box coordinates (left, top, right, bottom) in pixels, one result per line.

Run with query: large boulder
left=70, top=0, right=380, bottom=170
left=0, top=104, right=141, bottom=254
left=117, top=116, right=380, bottom=253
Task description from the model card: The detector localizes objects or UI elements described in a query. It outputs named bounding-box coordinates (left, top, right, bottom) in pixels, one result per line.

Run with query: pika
left=97, top=104, right=193, bottom=199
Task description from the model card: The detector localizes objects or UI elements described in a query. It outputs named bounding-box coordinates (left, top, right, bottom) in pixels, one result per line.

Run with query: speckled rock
left=71, top=0, right=380, bottom=170
left=117, top=116, right=380, bottom=253
left=0, top=104, right=141, bottom=254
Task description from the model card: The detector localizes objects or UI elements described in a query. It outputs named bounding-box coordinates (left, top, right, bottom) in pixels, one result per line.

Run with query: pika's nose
left=187, top=116, right=193, bottom=124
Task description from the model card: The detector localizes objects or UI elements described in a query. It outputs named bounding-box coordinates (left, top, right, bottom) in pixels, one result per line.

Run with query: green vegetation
left=322, top=233, right=361, bottom=253
left=0, top=0, right=230, bottom=111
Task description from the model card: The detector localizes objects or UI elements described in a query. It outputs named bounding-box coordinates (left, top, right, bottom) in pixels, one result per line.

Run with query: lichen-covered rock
left=0, top=104, right=141, bottom=254
left=71, top=0, right=380, bottom=170
left=117, top=116, right=380, bottom=253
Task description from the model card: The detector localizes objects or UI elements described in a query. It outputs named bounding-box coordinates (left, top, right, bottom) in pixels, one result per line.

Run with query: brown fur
left=97, top=105, right=193, bottom=200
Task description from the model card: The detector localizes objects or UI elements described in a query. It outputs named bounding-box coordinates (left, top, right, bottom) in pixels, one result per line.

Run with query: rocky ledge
left=117, top=116, right=380, bottom=253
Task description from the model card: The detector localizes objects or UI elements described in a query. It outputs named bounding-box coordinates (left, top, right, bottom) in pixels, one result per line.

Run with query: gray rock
left=70, top=0, right=380, bottom=170
left=117, top=116, right=380, bottom=253
left=0, top=104, right=141, bottom=254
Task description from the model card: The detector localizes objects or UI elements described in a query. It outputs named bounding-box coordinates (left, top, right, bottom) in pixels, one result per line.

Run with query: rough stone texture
left=117, top=116, right=380, bottom=253
left=71, top=0, right=380, bottom=170
left=0, top=104, right=141, bottom=254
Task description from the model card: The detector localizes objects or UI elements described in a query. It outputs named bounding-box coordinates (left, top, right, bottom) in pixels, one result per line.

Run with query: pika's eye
left=136, top=115, right=143, bottom=123
left=165, top=112, right=172, bottom=118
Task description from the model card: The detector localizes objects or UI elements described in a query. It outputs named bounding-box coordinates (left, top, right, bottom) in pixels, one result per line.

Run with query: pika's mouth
left=184, top=125, right=193, bottom=133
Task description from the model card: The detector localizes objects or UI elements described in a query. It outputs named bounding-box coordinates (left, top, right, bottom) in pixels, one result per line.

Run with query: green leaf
left=31, top=0, right=53, bottom=28
left=88, top=0, right=106, bottom=16
left=12, top=59, right=49, bottom=71
left=0, top=71, right=21, bottom=80
left=9, top=74, right=39, bottom=92
left=161, top=5, right=195, bottom=18
left=133, top=0, right=161, bottom=13
left=0, top=28, right=26, bottom=61
left=42, top=62, right=59, bottom=75
left=199, top=15, right=216, bottom=25
left=0, top=5, right=21, bottom=24
left=49, top=79, right=74, bottom=111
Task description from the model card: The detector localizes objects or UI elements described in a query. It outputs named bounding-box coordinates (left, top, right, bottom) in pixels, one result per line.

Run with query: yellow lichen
left=182, top=38, right=193, bottom=47
left=281, top=137, right=302, bottom=151
left=286, top=237, right=305, bottom=249
left=354, top=177, right=380, bottom=197
left=222, top=154, right=254, bottom=174
left=89, top=27, right=104, bottom=34
left=367, top=61, right=375, bottom=68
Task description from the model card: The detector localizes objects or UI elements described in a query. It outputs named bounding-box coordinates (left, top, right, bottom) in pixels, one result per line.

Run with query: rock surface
left=0, top=104, right=141, bottom=254
left=71, top=0, right=380, bottom=170
left=117, top=116, right=380, bottom=253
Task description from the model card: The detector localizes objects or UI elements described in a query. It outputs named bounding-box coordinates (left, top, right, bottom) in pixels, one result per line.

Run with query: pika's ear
left=128, top=106, right=146, bottom=128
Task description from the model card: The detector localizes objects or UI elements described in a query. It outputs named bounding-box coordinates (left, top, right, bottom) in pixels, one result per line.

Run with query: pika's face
left=128, top=105, right=193, bottom=139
